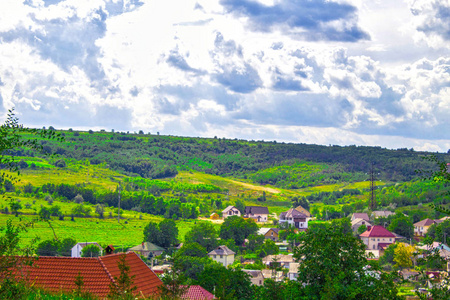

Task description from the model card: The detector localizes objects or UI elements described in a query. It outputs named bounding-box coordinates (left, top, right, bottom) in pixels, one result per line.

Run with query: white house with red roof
left=359, top=225, right=397, bottom=252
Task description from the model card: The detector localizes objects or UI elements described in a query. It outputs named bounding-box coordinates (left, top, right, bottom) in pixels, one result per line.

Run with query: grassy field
left=0, top=156, right=380, bottom=248
left=0, top=212, right=220, bottom=249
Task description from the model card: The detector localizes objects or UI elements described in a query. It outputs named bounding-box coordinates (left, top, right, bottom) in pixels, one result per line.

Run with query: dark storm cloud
left=220, top=0, right=369, bottom=41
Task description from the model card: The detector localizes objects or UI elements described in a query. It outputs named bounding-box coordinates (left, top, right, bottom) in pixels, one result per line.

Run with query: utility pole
left=118, top=182, right=121, bottom=223
left=369, top=162, right=377, bottom=211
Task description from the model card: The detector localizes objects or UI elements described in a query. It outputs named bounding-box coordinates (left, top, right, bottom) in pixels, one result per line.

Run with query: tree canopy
left=294, top=218, right=401, bottom=299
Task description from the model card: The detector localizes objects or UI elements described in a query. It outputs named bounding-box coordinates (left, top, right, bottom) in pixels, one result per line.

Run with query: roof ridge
left=98, top=255, right=117, bottom=288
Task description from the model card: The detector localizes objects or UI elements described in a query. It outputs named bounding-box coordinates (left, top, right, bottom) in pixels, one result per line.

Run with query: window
left=377, top=239, right=380, bottom=241
left=220, top=255, right=223, bottom=258
left=389, top=238, right=392, bottom=241
left=213, top=255, right=216, bottom=258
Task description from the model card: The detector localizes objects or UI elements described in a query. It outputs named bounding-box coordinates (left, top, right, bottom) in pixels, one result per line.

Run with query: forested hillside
left=9, top=129, right=446, bottom=183
left=1, top=129, right=449, bottom=247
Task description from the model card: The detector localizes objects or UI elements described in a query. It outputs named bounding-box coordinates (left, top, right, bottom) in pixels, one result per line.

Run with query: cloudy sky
left=0, top=0, right=449, bottom=152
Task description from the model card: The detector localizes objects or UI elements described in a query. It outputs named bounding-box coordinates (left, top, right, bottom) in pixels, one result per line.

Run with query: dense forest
left=9, top=129, right=447, bottom=183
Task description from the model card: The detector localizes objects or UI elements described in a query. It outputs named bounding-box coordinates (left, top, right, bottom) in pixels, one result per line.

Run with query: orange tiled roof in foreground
left=16, top=252, right=162, bottom=299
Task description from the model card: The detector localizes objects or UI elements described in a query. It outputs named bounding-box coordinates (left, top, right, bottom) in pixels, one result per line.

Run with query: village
left=14, top=203, right=450, bottom=299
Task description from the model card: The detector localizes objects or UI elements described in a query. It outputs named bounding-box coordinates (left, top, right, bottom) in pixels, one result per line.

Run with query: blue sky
left=0, top=0, right=449, bottom=152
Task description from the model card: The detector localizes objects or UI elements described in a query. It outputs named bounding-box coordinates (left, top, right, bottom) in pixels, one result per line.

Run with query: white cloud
left=0, top=0, right=448, bottom=152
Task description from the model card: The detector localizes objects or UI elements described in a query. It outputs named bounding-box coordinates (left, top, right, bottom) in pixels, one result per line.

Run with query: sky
left=0, top=0, right=449, bottom=152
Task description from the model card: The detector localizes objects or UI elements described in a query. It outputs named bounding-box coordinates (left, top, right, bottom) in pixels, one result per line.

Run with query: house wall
left=223, top=209, right=241, bottom=219
left=264, top=230, right=278, bottom=241
left=414, top=225, right=430, bottom=236
left=248, top=213, right=268, bottom=222
left=279, top=217, right=310, bottom=229
left=72, top=245, right=82, bottom=258
left=210, top=254, right=234, bottom=267
left=362, top=237, right=395, bottom=250
left=249, top=275, right=264, bottom=286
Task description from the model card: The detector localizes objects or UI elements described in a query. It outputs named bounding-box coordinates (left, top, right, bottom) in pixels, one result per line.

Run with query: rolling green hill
left=1, top=129, right=449, bottom=248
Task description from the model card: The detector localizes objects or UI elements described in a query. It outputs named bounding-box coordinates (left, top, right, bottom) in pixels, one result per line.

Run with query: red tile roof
left=359, top=225, right=396, bottom=238
left=182, top=285, right=214, bottom=300
left=15, top=252, right=162, bottom=298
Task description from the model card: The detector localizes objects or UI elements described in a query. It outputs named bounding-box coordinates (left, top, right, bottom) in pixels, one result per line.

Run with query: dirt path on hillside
left=226, top=179, right=281, bottom=194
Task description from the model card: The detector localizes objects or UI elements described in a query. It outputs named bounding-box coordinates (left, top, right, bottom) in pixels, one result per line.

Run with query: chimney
left=367, top=226, right=371, bottom=231
left=142, top=242, right=144, bottom=249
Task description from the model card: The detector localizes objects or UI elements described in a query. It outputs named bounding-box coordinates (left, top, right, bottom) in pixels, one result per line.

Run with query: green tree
left=81, top=244, right=101, bottom=257
left=184, top=221, right=218, bottom=252
left=38, top=206, right=51, bottom=220
left=246, top=234, right=265, bottom=252
left=9, top=201, right=22, bottom=217
left=219, top=216, right=258, bottom=246
left=58, top=238, right=77, bottom=256
left=195, top=262, right=252, bottom=300
left=294, top=218, right=401, bottom=299
left=387, top=213, right=414, bottom=239
left=260, top=239, right=279, bottom=256
left=158, top=219, right=178, bottom=248
left=234, top=199, right=245, bottom=214
left=36, top=239, right=59, bottom=256
left=143, top=222, right=162, bottom=245
left=175, top=242, right=207, bottom=258
left=357, top=224, right=367, bottom=235
left=0, top=108, right=62, bottom=186
left=158, top=269, right=189, bottom=299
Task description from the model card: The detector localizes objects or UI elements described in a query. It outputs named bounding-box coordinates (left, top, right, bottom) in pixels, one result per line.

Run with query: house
left=71, top=242, right=102, bottom=258
left=261, top=269, right=284, bottom=282
left=279, top=206, right=311, bottom=230
left=288, top=262, right=299, bottom=281
left=181, top=285, right=214, bottom=300
left=243, top=270, right=264, bottom=286
left=244, top=206, right=269, bottom=222
left=371, top=211, right=394, bottom=219
left=414, top=219, right=442, bottom=236
left=222, top=206, right=241, bottom=219
left=208, top=245, right=235, bottom=267
left=359, top=225, right=397, bottom=255
left=351, top=218, right=373, bottom=232
left=351, top=213, right=370, bottom=222
left=262, top=254, right=295, bottom=269
left=14, top=252, right=162, bottom=298
left=128, top=242, right=165, bottom=258
left=257, top=228, right=280, bottom=241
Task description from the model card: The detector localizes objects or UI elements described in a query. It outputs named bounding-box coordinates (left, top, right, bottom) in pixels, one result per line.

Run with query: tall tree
left=388, top=214, right=414, bottom=239
left=184, top=222, right=218, bottom=252
left=294, top=218, right=401, bottom=299
left=219, top=216, right=258, bottom=246
left=143, top=222, right=162, bottom=245
left=158, top=219, right=178, bottom=248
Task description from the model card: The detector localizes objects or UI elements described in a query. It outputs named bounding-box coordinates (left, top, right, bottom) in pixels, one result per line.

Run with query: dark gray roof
left=244, top=206, right=269, bottom=215
left=208, top=245, right=235, bottom=256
